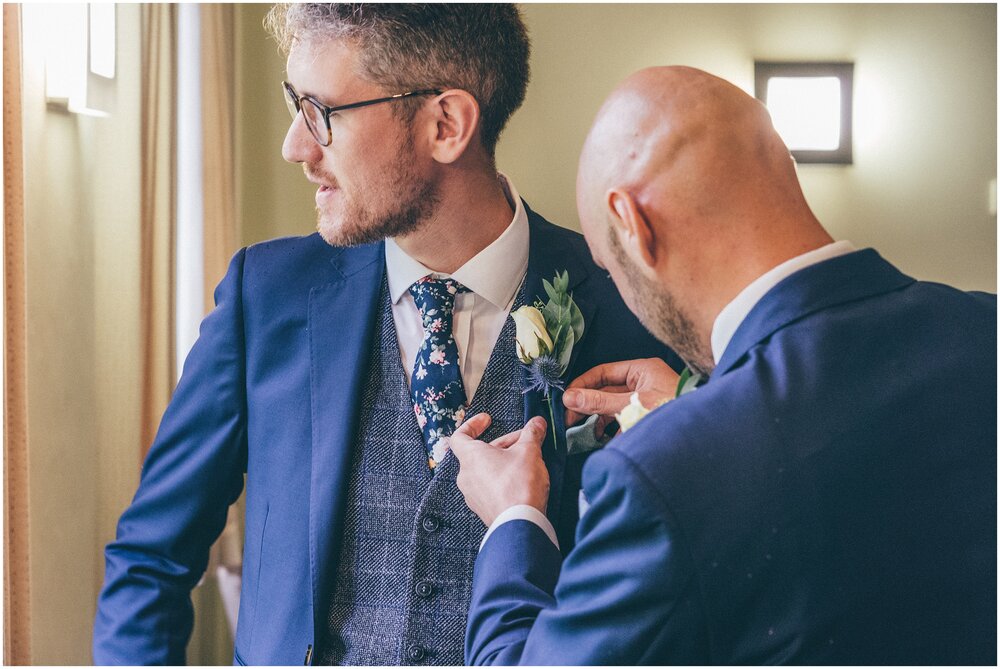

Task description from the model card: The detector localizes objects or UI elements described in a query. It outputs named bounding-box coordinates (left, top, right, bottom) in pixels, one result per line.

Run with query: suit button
left=406, top=644, right=426, bottom=662
left=415, top=580, right=435, bottom=598
left=421, top=515, right=440, bottom=533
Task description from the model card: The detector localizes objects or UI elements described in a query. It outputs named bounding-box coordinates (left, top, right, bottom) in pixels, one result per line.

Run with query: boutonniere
left=616, top=366, right=705, bottom=432
left=512, top=270, right=585, bottom=448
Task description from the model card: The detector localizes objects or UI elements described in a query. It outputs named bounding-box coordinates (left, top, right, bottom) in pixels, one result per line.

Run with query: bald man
left=451, top=66, right=996, bottom=664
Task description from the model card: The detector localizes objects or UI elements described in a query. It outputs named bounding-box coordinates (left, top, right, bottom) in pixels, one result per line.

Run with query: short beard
left=609, top=229, right=714, bottom=375
left=314, top=132, right=440, bottom=247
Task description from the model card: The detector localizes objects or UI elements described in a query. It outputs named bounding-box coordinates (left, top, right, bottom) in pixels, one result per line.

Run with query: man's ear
left=606, top=188, right=657, bottom=273
left=425, top=89, right=480, bottom=164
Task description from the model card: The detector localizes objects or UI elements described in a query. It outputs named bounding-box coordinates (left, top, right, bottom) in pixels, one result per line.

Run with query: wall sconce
left=43, top=3, right=116, bottom=117
left=754, top=61, right=853, bottom=164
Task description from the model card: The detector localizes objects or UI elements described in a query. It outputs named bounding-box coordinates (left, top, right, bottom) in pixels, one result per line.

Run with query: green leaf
left=555, top=270, right=569, bottom=294
left=549, top=323, right=565, bottom=352
left=541, top=302, right=560, bottom=332
left=675, top=367, right=692, bottom=398
left=567, top=295, right=584, bottom=341
left=675, top=367, right=703, bottom=397
left=542, top=278, right=558, bottom=303
left=536, top=334, right=551, bottom=358
left=556, top=328, right=574, bottom=374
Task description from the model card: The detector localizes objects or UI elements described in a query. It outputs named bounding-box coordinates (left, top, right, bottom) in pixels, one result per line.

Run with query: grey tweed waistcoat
left=318, top=279, right=525, bottom=665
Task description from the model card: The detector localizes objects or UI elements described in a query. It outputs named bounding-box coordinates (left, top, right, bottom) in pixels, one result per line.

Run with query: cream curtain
left=140, top=4, right=178, bottom=458
left=4, top=4, right=32, bottom=664
left=201, top=4, right=240, bottom=307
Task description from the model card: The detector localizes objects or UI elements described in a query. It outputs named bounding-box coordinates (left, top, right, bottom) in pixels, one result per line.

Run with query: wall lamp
left=43, top=3, right=116, bottom=117
left=754, top=61, right=854, bottom=164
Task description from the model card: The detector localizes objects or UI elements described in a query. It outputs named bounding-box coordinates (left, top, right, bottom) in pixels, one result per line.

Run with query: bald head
left=576, top=66, right=832, bottom=373
left=579, top=66, right=813, bottom=235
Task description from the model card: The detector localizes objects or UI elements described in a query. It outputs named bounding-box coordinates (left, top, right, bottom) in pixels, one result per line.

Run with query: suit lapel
left=522, top=209, right=597, bottom=538
left=715, top=249, right=915, bottom=376
left=307, top=241, right=384, bottom=635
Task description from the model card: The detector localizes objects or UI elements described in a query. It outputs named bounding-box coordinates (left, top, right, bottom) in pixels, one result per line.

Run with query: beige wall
left=239, top=3, right=997, bottom=291
left=236, top=4, right=317, bottom=246
left=19, top=4, right=144, bottom=663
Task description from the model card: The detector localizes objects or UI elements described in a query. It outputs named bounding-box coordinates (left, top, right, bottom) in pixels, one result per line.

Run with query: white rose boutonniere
left=512, top=270, right=585, bottom=450
left=615, top=366, right=706, bottom=432
left=512, top=306, right=554, bottom=364
left=615, top=393, right=669, bottom=432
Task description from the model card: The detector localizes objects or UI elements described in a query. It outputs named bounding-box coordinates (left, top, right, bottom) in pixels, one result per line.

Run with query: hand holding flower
left=563, top=357, right=679, bottom=429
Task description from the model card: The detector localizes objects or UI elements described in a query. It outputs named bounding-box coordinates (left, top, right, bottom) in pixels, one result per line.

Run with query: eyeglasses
left=282, top=81, right=442, bottom=147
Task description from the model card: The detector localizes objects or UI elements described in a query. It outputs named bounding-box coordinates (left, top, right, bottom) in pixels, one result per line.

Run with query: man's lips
left=304, top=167, right=338, bottom=191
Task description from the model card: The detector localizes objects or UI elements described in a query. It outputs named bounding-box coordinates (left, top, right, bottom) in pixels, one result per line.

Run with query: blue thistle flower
left=523, top=354, right=565, bottom=397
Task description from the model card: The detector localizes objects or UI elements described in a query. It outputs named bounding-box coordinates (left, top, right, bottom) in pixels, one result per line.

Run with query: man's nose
left=281, top=113, right=322, bottom=164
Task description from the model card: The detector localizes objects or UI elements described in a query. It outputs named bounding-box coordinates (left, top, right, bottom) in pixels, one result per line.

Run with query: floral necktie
left=409, top=276, right=470, bottom=470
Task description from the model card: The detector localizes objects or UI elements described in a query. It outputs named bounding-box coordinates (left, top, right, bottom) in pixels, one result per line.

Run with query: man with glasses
left=93, top=4, right=677, bottom=665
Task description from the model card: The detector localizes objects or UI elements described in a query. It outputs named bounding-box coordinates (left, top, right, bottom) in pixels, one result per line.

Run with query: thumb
left=452, top=412, right=491, bottom=447
left=563, top=388, right=630, bottom=417
left=515, top=416, right=548, bottom=450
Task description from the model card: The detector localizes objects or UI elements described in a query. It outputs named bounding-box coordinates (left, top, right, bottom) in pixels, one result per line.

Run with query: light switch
left=989, top=179, right=997, bottom=217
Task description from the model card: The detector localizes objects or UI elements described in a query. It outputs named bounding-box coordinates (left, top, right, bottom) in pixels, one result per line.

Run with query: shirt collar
left=710, top=240, right=857, bottom=364
left=385, top=173, right=529, bottom=310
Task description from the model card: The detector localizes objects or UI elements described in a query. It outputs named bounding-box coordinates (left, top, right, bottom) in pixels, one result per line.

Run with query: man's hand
left=563, top=357, right=680, bottom=428
left=450, top=413, right=550, bottom=526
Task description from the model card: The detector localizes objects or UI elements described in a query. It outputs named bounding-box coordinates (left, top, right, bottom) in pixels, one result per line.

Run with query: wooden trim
left=3, top=3, right=32, bottom=664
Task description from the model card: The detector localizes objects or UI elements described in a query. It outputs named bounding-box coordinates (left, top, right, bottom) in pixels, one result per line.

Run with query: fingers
left=453, top=414, right=546, bottom=459
left=490, top=431, right=521, bottom=449
left=452, top=413, right=491, bottom=447
left=515, top=416, right=547, bottom=450
left=563, top=387, right=631, bottom=419
left=566, top=360, right=639, bottom=392
left=564, top=359, right=653, bottom=425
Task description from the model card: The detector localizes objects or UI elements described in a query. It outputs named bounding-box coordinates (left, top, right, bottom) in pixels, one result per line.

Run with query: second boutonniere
left=616, top=366, right=705, bottom=432
left=512, top=271, right=585, bottom=448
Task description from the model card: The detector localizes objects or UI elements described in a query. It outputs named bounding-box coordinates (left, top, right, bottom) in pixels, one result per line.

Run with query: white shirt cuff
left=480, top=504, right=559, bottom=551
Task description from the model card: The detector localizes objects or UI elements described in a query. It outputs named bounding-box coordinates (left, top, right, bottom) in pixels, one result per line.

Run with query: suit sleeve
left=466, top=448, right=707, bottom=665
left=93, top=249, right=250, bottom=665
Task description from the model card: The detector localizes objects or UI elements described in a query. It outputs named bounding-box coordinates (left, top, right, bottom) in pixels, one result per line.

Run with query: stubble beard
left=313, top=133, right=440, bottom=248
left=608, top=228, right=715, bottom=376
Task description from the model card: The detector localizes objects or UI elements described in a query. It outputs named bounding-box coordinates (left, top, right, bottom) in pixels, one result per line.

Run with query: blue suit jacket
left=467, top=250, right=997, bottom=665
left=92, top=208, right=678, bottom=665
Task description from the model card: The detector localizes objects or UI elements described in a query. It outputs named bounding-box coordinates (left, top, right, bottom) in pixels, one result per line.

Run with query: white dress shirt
left=384, top=173, right=529, bottom=403
left=483, top=240, right=858, bottom=550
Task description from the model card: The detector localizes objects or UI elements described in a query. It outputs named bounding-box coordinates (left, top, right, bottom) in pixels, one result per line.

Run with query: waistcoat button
left=421, top=515, right=440, bottom=533
left=415, top=580, right=435, bottom=598
left=406, top=645, right=426, bottom=662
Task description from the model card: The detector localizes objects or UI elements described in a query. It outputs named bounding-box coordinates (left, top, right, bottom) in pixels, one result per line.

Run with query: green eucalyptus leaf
left=536, top=334, right=551, bottom=358
left=541, top=302, right=560, bottom=331
left=675, top=367, right=703, bottom=397
left=543, top=279, right=558, bottom=303
left=568, top=297, right=584, bottom=340
left=557, top=328, right=575, bottom=374
left=675, top=367, right=692, bottom=398
left=555, top=271, right=569, bottom=294
left=550, top=322, right=565, bottom=352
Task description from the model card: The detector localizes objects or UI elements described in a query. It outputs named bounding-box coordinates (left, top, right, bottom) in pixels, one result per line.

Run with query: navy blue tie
left=409, top=276, right=470, bottom=470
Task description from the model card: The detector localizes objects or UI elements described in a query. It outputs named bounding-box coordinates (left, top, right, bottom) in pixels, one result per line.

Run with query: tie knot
left=408, top=276, right=468, bottom=318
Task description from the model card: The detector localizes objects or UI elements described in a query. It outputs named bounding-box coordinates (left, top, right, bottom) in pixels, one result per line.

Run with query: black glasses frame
left=283, top=81, right=442, bottom=147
